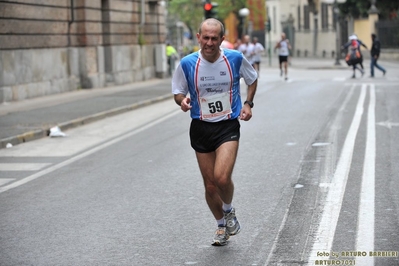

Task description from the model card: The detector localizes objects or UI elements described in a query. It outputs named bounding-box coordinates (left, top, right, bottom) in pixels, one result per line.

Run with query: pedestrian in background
left=172, top=18, right=258, bottom=246
left=166, top=42, right=178, bottom=76
left=251, top=37, right=265, bottom=77
left=233, top=38, right=242, bottom=50
left=237, top=35, right=255, bottom=64
left=370, top=33, right=386, bottom=77
left=342, top=35, right=367, bottom=79
left=274, top=32, right=291, bottom=80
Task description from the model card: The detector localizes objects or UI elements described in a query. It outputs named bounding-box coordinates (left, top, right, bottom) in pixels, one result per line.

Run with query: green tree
left=338, top=0, right=399, bottom=19
left=375, top=0, right=399, bottom=19
left=168, top=0, right=248, bottom=29
left=167, top=0, right=204, bottom=38
left=213, top=0, right=247, bottom=20
left=339, top=0, right=370, bottom=18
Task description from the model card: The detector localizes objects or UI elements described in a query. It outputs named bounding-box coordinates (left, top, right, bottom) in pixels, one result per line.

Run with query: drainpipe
left=68, top=0, right=74, bottom=46
left=67, top=0, right=75, bottom=78
left=141, top=0, right=145, bottom=26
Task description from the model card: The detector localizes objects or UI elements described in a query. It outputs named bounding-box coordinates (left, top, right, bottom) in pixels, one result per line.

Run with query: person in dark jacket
left=370, top=33, right=386, bottom=77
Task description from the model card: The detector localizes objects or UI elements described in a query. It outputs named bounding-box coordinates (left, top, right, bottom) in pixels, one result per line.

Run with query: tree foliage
left=167, top=0, right=204, bottom=36
left=168, top=0, right=248, bottom=30
left=338, top=0, right=399, bottom=19
left=212, top=0, right=248, bottom=20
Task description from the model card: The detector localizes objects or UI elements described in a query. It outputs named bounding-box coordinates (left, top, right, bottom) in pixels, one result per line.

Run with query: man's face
left=197, top=23, right=224, bottom=61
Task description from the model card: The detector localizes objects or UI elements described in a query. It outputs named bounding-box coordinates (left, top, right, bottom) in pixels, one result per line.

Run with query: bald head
left=199, top=18, right=225, bottom=38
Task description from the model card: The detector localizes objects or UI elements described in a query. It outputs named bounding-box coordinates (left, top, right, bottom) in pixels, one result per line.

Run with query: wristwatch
left=244, top=100, right=254, bottom=108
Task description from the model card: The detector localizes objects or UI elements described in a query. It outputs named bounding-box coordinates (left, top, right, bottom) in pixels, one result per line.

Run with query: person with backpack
left=342, top=35, right=367, bottom=79
left=370, top=33, right=386, bottom=77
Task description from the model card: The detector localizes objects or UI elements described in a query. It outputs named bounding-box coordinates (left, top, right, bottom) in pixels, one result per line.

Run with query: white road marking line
left=356, top=83, right=376, bottom=266
left=0, top=178, right=16, bottom=186
left=376, top=120, right=399, bottom=129
left=0, top=163, right=51, bottom=171
left=345, top=83, right=398, bottom=86
left=308, top=84, right=367, bottom=264
left=0, top=110, right=180, bottom=194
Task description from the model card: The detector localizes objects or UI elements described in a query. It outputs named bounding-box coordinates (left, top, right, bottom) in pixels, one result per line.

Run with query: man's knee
left=205, top=183, right=219, bottom=196
left=213, top=173, right=232, bottom=189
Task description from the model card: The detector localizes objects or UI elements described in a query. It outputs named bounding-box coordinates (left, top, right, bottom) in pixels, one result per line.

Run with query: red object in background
left=204, top=3, right=212, bottom=11
left=221, top=40, right=234, bottom=49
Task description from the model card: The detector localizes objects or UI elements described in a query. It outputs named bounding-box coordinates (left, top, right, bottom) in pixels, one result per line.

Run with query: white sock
left=222, top=203, right=232, bottom=212
left=217, top=218, right=226, bottom=227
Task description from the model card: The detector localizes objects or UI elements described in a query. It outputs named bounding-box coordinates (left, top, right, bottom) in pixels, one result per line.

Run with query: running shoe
left=224, top=208, right=241, bottom=236
left=212, top=226, right=229, bottom=246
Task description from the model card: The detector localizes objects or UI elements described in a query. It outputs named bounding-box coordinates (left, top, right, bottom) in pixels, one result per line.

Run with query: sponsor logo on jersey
left=200, top=76, right=215, bottom=81
left=206, top=88, right=224, bottom=93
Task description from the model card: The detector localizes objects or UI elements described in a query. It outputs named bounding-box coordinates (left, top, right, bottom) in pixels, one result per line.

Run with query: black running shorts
left=279, top=55, right=288, bottom=64
left=189, top=119, right=240, bottom=153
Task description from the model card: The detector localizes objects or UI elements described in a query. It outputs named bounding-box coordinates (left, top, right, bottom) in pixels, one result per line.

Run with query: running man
left=237, top=34, right=255, bottom=65
left=172, top=18, right=258, bottom=246
left=274, top=32, right=291, bottom=80
left=252, top=37, right=265, bottom=76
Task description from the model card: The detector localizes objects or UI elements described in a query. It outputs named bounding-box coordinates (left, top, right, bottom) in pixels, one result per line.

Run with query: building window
left=321, top=3, right=329, bottom=30
left=297, top=6, right=301, bottom=31
left=304, top=5, right=310, bottom=30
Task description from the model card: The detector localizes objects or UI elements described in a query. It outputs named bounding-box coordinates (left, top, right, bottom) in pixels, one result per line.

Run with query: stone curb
left=0, top=94, right=174, bottom=149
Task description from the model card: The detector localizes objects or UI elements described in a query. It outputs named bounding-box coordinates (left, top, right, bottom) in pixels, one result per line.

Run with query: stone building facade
left=266, top=0, right=398, bottom=61
left=0, top=0, right=167, bottom=102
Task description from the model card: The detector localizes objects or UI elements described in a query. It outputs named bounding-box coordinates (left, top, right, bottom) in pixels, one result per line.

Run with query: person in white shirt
left=237, top=35, right=255, bottom=64
left=251, top=37, right=265, bottom=76
left=274, top=32, right=291, bottom=80
left=172, top=18, right=258, bottom=246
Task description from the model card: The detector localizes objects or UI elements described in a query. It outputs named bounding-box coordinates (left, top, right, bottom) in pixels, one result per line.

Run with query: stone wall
left=0, top=0, right=167, bottom=103
left=0, top=48, right=78, bottom=102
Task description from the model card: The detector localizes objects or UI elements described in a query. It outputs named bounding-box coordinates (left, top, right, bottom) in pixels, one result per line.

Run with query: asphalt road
left=1, top=62, right=399, bottom=266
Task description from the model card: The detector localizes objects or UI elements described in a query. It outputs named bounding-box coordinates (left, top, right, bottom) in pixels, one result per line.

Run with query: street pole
left=334, top=0, right=341, bottom=65
left=265, top=20, right=271, bottom=66
left=313, top=14, right=318, bottom=56
left=268, top=30, right=272, bottom=66
left=239, top=8, right=250, bottom=37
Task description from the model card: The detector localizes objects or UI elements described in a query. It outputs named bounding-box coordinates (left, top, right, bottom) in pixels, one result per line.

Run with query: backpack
left=345, top=40, right=362, bottom=66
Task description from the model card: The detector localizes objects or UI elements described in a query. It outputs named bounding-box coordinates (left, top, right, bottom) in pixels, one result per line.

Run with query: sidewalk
left=1, top=56, right=397, bottom=149
left=0, top=78, right=173, bottom=148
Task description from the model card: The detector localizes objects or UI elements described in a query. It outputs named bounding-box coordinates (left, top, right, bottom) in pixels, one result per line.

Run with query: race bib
left=200, top=92, right=232, bottom=120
